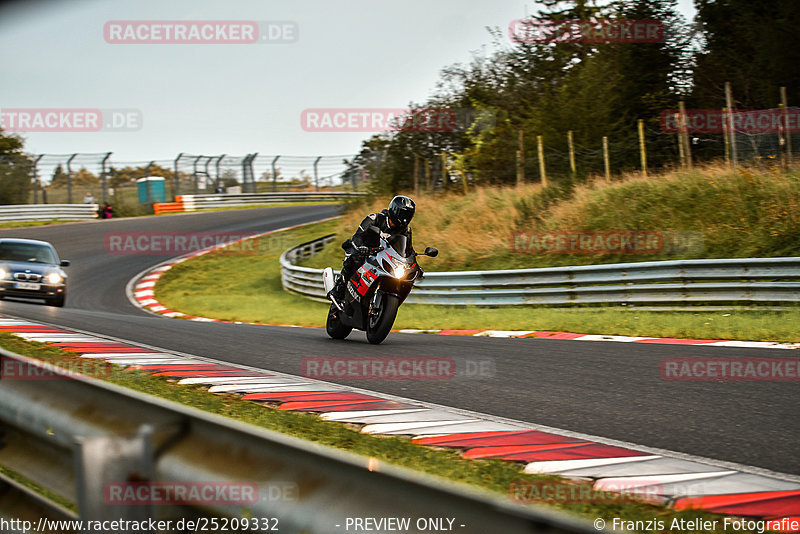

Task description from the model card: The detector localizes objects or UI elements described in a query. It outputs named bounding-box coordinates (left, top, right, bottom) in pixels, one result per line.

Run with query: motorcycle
left=322, top=232, right=438, bottom=344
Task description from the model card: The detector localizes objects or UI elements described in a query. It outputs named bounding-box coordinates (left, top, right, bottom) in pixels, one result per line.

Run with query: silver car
left=0, top=238, right=69, bottom=307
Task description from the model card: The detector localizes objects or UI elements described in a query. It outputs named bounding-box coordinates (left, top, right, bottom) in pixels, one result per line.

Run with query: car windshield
left=385, top=234, right=413, bottom=259
left=0, top=243, right=57, bottom=264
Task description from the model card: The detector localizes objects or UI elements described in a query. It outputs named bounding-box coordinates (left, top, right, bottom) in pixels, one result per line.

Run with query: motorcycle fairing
left=352, top=265, right=378, bottom=297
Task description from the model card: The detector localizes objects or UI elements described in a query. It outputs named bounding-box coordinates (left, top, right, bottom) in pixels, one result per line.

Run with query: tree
left=259, top=168, right=281, bottom=182
left=0, top=128, right=32, bottom=204
left=108, top=163, right=173, bottom=188
left=219, top=168, right=239, bottom=188
left=50, top=164, right=69, bottom=187
left=0, top=129, right=24, bottom=156
left=74, top=168, right=99, bottom=186
left=691, top=0, right=800, bottom=108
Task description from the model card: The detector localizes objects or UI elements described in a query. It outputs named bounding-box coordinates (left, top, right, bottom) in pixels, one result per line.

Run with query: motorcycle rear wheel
left=366, top=293, right=400, bottom=345
left=326, top=305, right=352, bottom=339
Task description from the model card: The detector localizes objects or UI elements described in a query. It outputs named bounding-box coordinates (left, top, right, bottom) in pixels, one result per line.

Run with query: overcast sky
left=1, top=0, right=697, bottom=166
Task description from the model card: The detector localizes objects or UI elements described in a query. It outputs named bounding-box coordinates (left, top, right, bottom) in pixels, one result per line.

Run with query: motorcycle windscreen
left=386, top=234, right=413, bottom=258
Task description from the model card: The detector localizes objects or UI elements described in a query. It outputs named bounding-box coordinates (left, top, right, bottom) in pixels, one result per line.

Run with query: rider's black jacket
left=344, top=209, right=414, bottom=255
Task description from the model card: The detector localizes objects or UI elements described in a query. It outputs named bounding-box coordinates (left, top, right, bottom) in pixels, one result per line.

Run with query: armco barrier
left=0, top=347, right=596, bottom=533
left=153, top=192, right=366, bottom=214
left=280, top=235, right=800, bottom=306
left=0, top=204, right=99, bottom=222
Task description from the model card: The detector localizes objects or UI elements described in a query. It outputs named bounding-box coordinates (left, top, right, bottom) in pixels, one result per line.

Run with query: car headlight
left=46, top=272, right=63, bottom=284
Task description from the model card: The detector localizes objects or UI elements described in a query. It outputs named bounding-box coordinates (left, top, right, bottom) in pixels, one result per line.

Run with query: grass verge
left=0, top=331, right=752, bottom=531
left=303, top=164, right=800, bottom=272
left=0, top=219, right=85, bottom=229
left=154, top=219, right=800, bottom=342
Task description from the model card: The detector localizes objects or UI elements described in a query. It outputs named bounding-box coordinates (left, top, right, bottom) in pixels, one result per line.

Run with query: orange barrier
left=153, top=201, right=184, bottom=215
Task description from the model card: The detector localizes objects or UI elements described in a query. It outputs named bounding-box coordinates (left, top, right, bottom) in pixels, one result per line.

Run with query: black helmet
left=388, top=195, right=415, bottom=227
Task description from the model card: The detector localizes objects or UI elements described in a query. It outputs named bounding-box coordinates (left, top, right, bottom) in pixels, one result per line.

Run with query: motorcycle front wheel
left=366, top=292, right=400, bottom=345
left=326, top=304, right=352, bottom=339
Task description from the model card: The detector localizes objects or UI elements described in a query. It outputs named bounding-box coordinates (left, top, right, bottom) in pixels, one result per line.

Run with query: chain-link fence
left=3, top=152, right=359, bottom=215
left=424, top=109, right=800, bottom=193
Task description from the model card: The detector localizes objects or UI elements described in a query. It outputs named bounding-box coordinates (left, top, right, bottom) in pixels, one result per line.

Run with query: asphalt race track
left=0, top=206, right=796, bottom=476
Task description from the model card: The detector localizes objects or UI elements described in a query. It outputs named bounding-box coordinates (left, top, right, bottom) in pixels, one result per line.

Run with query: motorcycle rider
left=328, top=195, right=415, bottom=306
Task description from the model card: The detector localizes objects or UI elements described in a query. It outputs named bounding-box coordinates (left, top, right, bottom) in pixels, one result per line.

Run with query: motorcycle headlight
left=394, top=264, right=407, bottom=279
left=0, top=268, right=7, bottom=280
left=46, top=272, right=63, bottom=284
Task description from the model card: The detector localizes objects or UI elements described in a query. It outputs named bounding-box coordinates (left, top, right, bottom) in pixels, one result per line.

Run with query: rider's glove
left=356, top=246, right=371, bottom=256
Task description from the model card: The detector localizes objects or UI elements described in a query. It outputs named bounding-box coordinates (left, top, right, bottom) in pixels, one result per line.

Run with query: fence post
left=203, top=156, right=214, bottom=192
left=725, top=81, right=737, bottom=169
left=192, top=156, right=202, bottom=194
left=66, top=153, right=76, bottom=203
left=173, top=153, right=183, bottom=197
left=637, top=119, right=648, bottom=177
left=425, top=158, right=432, bottom=191
left=537, top=135, right=547, bottom=187
left=722, top=108, right=730, bottom=164
left=33, top=154, right=44, bottom=204
left=313, top=156, right=321, bottom=192
left=100, top=152, right=111, bottom=204
left=440, top=152, right=448, bottom=191
left=271, top=155, right=280, bottom=192
left=516, top=129, right=525, bottom=185
left=781, top=86, right=792, bottom=166
left=567, top=130, right=576, bottom=177
left=75, top=426, right=156, bottom=525
left=779, top=103, right=787, bottom=170
left=215, top=154, right=226, bottom=192
left=679, top=101, right=692, bottom=169
left=246, top=153, right=258, bottom=193
left=602, top=136, right=610, bottom=179
left=239, top=154, right=249, bottom=193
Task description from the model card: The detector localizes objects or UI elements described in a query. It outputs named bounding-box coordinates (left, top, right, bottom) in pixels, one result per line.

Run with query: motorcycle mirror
left=424, top=247, right=439, bottom=257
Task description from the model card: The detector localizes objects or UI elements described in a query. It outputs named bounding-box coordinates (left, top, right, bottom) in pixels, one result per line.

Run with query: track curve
left=0, top=206, right=796, bottom=475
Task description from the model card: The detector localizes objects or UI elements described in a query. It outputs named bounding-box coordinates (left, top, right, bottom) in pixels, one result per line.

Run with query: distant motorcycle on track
left=322, top=232, right=438, bottom=344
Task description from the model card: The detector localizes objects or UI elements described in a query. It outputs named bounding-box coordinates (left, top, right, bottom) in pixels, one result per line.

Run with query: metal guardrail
left=0, top=204, right=99, bottom=222
left=0, top=348, right=594, bottom=533
left=177, top=192, right=366, bottom=211
left=280, top=234, right=339, bottom=301
left=280, top=235, right=800, bottom=305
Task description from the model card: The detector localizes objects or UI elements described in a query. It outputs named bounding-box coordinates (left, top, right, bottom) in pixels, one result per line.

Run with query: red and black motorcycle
left=323, top=233, right=437, bottom=344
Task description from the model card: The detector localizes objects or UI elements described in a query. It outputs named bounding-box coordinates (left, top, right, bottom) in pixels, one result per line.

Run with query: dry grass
left=307, top=162, right=800, bottom=271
